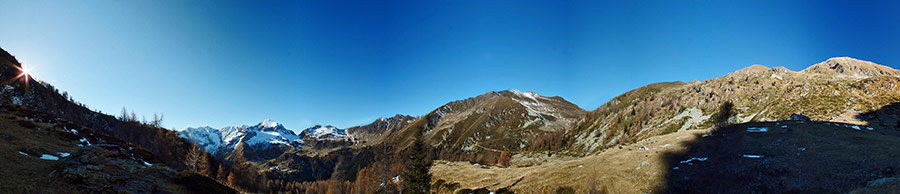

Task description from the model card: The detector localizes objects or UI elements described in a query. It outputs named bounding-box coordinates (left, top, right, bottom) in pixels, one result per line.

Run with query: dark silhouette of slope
left=857, top=102, right=900, bottom=135
left=657, top=118, right=900, bottom=193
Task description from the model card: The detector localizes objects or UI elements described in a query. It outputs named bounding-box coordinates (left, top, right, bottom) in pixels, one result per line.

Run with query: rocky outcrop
left=58, top=144, right=176, bottom=193
left=802, top=57, right=900, bottom=78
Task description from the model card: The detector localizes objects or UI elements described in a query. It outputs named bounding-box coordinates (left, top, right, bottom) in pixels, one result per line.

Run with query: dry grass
left=431, top=129, right=707, bottom=193
left=0, top=113, right=80, bottom=193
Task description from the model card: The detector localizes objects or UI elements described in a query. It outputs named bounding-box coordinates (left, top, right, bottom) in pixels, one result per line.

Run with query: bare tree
left=151, top=113, right=164, bottom=128
left=186, top=144, right=204, bottom=171
left=130, top=110, right=137, bottom=123
left=120, top=107, right=129, bottom=121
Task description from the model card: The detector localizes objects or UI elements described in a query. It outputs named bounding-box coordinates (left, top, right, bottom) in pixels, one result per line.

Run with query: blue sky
left=1, top=0, right=898, bottom=130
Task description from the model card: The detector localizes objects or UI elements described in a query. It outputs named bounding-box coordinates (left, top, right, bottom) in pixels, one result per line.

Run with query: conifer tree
left=403, top=129, right=432, bottom=194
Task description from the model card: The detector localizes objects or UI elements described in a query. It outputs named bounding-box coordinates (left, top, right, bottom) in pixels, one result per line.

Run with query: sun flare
left=16, top=64, right=33, bottom=83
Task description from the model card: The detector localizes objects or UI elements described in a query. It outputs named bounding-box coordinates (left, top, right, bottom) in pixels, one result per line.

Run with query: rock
left=790, top=113, right=811, bottom=121
left=57, top=144, right=177, bottom=193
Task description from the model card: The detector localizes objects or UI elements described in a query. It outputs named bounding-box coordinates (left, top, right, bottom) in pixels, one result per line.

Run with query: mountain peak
left=733, top=64, right=771, bottom=75
left=801, top=57, right=900, bottom=78
left=258, top=119, right=281, bottom=128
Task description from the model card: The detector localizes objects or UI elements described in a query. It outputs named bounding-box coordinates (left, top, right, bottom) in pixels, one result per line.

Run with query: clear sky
left=1, top=0, right=898, bottom=131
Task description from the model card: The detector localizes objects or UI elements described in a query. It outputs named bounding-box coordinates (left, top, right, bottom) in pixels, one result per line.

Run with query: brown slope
left=387, top=90, right=586, bottom=164
left=570, top=58, right=900, bottom=154
left=347, top=114, right=418, bottom=145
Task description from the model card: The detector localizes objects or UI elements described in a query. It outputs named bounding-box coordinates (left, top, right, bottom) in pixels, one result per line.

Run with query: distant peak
left=493, top=89, right=543, bottom=100
left=258, top=119, right=280, bottom=128
left=733, top=64, right=771, bottom=74
left=824, top=56, right=862, bottom=63
left=802, top=57, right=900, bottom=78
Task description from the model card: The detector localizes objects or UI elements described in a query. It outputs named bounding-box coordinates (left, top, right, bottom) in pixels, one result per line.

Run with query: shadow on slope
left=658, top=119, right=900, bottom=193
left=857, top=102, right=900, bottom=135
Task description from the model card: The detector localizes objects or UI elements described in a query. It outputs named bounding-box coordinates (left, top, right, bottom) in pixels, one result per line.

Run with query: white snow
left=57, top=152, right=70, bottom=157
left=742, top=154, right=763, bottom=158
left=507, top=90, right=563, bottom=127
left=746, top=127, right=768, bottom=133
left=18, top=151, right=28, bottom=156
left=392, top=176, right=400, bottom=183
left=143, top=161, right=152, bottom=166
left=680, top=157, right=708, bottom=164
left=672, top=167, right=679, bottom=170
left=260, top=118, right=280, bottom=128
left=850, top=125, right=861, bottom=130
left=65, top=126, right=78, bottom=134
left=40, top=154, right=59, bottom=160
left=303, top=125, right=350, bottom=141
left=79, top=137, right=92, bottom=146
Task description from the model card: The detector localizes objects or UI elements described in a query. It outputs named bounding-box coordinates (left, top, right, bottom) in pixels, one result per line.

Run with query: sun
left=15, top=64, right=33, bottom=83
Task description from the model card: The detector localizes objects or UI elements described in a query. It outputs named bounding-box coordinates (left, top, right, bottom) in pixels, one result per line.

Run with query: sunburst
left=14, top=64, right=32, bottom=83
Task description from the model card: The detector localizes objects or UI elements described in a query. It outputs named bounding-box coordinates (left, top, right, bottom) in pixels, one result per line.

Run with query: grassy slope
left=0, top=104, right=230, bottom=193
left=433, top=121, right=900, bottom=193
left=0, top=111, right=77, bottom=193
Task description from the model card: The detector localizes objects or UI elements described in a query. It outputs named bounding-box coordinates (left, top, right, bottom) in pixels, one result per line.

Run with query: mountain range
left=177, top=119, right=353, bottom=160
left=3, top=43, right=900, bottom=194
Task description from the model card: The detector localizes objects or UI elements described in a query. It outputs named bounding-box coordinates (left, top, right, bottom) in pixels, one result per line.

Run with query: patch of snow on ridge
left=303, top=125, right=351, bottom=140
left=507, top=90, right=563, bottom=125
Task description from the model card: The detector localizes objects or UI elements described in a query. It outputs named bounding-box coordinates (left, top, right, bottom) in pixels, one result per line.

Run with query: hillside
left=0, top=47, right=237, bottom=193
left=430, top=58, right=900, bottom=193
left=387, top=90, right=587, bottom=164
left=569, top=57, right=900, bottom=155
left=0, top=103, right=234, bottom=193
left=432, top=120, right=900, bottom=193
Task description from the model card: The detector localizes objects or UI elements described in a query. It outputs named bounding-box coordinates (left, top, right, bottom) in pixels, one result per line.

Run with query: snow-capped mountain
left=300, top=125, right=352, bottom=141
left=177, top=126, right=223, bottom=153
left=178, top=119, right=302, bottom=154
left=177, top=119, right=352, bottom=154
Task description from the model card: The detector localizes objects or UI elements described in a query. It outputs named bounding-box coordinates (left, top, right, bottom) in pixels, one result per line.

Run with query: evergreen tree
left=403, top=129, right=432, bottom=194
left=714, top=101, right=735, bottom=128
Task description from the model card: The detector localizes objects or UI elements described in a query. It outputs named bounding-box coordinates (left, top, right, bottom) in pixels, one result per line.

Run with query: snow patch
left=680, top=157, right=708, bottom=164
left=79, top=137, right=92, bottom=146
left=57, top=152, right=70, bottom=157
left=746, top=127, right=768, bottom=133
left=40, top=154, right=59, bottom=160
left=742, top=154, right=763, bottom=158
